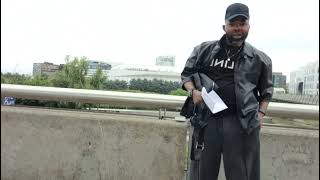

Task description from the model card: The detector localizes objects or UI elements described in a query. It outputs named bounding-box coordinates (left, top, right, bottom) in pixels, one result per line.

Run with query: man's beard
left=226, top=32, right=249, bottom=46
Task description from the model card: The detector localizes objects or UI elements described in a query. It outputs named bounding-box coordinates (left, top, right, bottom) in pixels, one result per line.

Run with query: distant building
left=106, top=63, right=180, bottom=83
left=33, top=62, right=64, bottom=77
left=155, top=55, right=175, bottom=67
left=86, top=60, right=112, bottom=77
left=272, top=72, right=286, bottom=89
left=273, top=87, right=286, bottom=94
left=289, top=61, right=319, bottom=95
left=289, top=70, right=304, bottom=94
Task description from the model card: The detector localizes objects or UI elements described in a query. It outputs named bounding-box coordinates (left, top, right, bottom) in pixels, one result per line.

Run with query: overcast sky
left=1, top=0, right=319, bottom=81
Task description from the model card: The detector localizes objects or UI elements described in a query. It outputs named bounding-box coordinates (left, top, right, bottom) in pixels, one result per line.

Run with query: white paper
left=201, top=87, right=228, bottom=114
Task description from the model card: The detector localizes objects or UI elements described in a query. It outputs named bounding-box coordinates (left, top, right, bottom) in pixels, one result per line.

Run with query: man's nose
left=234, top=24, right=241, bottom=29
left=233, top=24, right=244, bottom=31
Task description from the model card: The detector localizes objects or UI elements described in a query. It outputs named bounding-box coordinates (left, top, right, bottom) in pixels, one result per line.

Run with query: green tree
left=129, top=78, right=181, bottom=94
left=1, top=72, right=4, bottom=83
left=50, top=55, right=89, bottom=89
left=27, top=74, right=50, bottom=86
left=47, top=55, right=90, bottom=109
left=89, top=66, right=106, bottom=90
left=1, top=73, right=31, bottom=85
left=169, top=88, right=188, bottom=96
left=103, top=80, right=128, bottom=90
left=49, top=71, right=69, bottom=88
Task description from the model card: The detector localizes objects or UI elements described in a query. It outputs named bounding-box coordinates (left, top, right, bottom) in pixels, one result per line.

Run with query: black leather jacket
left=181, top=36, right=273, bottom=134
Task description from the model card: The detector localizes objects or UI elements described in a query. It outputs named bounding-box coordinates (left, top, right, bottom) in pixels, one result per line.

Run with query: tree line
left=1, top=56, right=187, bottom=108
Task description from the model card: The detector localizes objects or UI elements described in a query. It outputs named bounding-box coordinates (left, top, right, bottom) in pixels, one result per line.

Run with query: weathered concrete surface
left=1, top=106, right=187, bottom=180
left=260, top=127, right=319, bottom=180
left=2, top=106, right=319, bottom=180
left=201, top=126, right=319, bottom=180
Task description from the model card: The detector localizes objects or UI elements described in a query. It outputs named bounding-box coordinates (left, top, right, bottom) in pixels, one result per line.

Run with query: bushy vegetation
left=1, top=56, right=184, bottom=109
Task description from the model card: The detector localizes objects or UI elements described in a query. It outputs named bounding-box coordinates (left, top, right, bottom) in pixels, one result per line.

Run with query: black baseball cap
left=225, top=3, right=249, bottom=21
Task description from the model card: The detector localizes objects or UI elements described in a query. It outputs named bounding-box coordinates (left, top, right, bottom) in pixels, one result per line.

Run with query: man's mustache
left=227, top=32, right=248, bottom=43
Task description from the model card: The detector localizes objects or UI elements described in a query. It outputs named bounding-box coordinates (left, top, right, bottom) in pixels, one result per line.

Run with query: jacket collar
left=218, top=34, right=254, bottom=58
left=242, top=42, right=254, bottom=58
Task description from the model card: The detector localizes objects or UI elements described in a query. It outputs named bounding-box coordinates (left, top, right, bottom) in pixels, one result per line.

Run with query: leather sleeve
left=257, top=52, right=274, bottom=102
left=180, top=45, right=201, bottom=90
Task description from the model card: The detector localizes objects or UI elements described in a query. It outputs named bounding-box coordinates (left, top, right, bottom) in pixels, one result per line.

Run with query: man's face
left=223, top=16, right=250, bottom=46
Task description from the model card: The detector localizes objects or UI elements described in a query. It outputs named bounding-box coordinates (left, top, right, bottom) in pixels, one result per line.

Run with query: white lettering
left=227, top=61, right=234, bottom=69
left=210, top=59, right=214, bottom=66
left=209, top=58, right=234, bottom=69
left=224, top=58, right=230, bottom=68
left=214, top=59, right=224, bottom=67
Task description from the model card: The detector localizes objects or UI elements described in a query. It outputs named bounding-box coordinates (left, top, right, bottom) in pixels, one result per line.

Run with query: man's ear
left=222, top=25, right=226, bottom=32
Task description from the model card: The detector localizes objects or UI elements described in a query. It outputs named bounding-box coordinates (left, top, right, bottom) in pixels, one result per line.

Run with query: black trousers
left=188, top=113, right=260, bottom=180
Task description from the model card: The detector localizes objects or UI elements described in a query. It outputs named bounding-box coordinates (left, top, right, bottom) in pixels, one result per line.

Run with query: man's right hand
left=192, top=89, right=203, bottom=104
left=183, top=81, right=203, bottom=104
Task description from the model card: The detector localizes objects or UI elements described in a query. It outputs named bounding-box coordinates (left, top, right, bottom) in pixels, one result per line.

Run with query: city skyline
left=1, top=0, right=319, bottom=81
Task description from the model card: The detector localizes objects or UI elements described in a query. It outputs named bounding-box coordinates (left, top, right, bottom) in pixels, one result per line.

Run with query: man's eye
left=229, top=23, right=246, bottom=27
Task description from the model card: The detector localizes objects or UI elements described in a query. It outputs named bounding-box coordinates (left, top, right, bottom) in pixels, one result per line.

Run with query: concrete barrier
left=260, top=127, right=319, bottom=180
left=2, top=106, right=319, bottom=180
left=1, top=106, right=187, bottom=180
left=188, top=126, right=319, bottom=180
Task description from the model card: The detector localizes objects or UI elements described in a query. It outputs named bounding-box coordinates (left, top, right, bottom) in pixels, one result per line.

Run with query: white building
left=289, top=70, right=304, bottom=94
left=289, top=61, right=319, bottom=95
left=155, top=55, right=175, bottom=67
left=106, top=63, right=181, bottom=83
left=86, top=60, right=111, bottom=77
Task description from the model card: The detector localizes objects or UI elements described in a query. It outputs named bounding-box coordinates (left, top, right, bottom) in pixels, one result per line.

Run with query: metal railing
left=1, top=84, right=319, bottom=120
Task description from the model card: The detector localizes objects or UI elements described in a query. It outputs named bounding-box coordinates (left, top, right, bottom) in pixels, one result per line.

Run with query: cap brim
left=226, top=14, right=249, bottom=21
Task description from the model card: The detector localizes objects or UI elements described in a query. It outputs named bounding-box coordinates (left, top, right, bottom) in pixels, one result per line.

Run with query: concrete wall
left=260, top=127, right=319, bottom=180
left=1, top=106, right=187, bottom=180
left=210, top=126, right=319, bottom=180
left=2, top=106, right=319, bottom=180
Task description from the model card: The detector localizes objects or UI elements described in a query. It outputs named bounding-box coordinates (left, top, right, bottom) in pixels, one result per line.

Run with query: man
left=181, top=3, right=273, bottom=180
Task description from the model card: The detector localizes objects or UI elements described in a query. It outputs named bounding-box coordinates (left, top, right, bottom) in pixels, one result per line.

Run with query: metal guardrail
left=1, top=84, right=319, bottom=120
left=1, top=84, right=185, bottom=108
